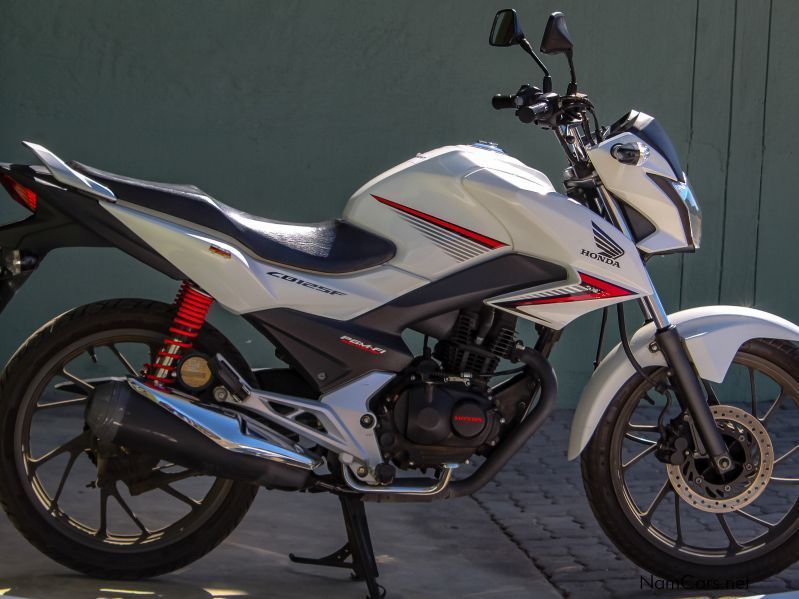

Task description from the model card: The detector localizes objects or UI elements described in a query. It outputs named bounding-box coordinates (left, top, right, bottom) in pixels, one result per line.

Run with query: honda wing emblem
left=591, top=222, right=625, bottom=260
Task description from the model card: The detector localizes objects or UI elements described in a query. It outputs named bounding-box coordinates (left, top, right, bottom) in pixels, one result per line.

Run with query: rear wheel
left=0, top=298, right=258, bottom=579
left=582, top=339, right=799, bottom=583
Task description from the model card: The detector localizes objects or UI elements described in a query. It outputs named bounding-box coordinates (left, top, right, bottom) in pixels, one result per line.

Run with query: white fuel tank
left=345, top=145, right=529, bottom=280
left=345, top=144, right=654, bottom=328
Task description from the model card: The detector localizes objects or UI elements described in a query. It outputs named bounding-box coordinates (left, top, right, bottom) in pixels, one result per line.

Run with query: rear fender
left=0, top=162, right=105, bottom=312
left=567, top=305, right=799, bottom=460
left=0, top=158, right=183, bottom=315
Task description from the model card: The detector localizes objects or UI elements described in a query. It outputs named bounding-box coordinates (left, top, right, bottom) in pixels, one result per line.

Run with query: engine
left=375, top=308, right=526, bottom=470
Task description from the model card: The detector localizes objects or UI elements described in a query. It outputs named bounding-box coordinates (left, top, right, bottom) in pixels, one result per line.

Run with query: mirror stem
left=566, top=50, right=577, bottom=95
left=519, top=38, right=552, bottom=93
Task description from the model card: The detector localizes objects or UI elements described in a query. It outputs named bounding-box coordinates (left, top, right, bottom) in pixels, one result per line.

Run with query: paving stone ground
left=1, top=406, right=798, bottom=598
left=473, top=407, right=799, bottom=598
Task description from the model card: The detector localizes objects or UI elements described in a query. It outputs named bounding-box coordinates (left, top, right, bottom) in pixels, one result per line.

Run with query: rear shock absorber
left=143, top=281, right=214, bottom=387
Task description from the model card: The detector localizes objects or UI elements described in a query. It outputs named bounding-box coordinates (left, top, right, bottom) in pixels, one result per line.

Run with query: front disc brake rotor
left=666, top=405, right=774, bottom=513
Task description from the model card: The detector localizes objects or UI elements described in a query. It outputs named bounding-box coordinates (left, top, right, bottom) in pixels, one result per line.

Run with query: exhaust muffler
left=86, top=378, right=321, bottom=490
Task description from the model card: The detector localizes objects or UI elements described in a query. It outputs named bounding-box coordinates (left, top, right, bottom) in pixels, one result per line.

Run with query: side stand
left=289, top=494, right=385, bottom=599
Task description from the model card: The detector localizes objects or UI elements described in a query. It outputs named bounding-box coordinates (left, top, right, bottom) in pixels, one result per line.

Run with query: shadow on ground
left=0, top=488, right=558, bottom=599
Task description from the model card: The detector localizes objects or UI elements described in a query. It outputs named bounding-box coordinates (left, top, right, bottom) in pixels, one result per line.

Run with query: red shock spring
left=143, top=281, right=214, bottom=387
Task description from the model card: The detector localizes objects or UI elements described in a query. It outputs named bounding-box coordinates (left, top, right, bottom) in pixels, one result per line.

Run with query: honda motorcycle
left=0, top=9, right=798, bottom=598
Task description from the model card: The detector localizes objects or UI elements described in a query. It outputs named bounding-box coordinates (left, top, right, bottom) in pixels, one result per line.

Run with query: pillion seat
left=70, top=162, right=396, bottom=274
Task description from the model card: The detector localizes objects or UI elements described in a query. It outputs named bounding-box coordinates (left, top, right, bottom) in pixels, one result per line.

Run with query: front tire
left=582, top=339, right=799, bottom=583
left=0, top=298, right=258, bottom=579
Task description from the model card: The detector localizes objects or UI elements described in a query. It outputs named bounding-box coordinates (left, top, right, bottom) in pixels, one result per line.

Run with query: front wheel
left=582, top=338, right=799, bottom=583
left=0, top=298, right=258, bottom=579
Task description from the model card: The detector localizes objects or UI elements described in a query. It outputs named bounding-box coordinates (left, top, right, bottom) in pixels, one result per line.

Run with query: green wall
left=0, top=1, right=793, bottom=405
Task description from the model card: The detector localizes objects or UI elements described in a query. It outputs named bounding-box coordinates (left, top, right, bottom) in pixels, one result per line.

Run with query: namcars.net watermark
left=641, top=574, right=749, bottom=591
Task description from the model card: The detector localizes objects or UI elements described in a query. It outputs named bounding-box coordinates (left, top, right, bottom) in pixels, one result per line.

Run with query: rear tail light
left=0, top=174, right=37, bottom=212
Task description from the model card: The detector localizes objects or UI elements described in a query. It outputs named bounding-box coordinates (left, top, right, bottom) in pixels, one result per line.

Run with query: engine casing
left=378, top=381, right=500, bottom=469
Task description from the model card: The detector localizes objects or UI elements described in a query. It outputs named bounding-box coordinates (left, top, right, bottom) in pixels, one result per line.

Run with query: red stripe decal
left=501, top=272, right=634, bottom=307
left=372, top=194, right=506, bottom=249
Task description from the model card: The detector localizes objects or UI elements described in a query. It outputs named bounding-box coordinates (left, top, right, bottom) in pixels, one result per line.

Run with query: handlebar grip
left=492, top=94, right=516, bottom=110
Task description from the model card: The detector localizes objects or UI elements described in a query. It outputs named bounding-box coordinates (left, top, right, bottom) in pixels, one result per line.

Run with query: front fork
left=641, top=293, right=733, bottom=474
left=598, top=184, right=733, bottom=474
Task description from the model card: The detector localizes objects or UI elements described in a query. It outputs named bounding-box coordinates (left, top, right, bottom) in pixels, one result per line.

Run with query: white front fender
left=567, top=305, right=799, bottom=460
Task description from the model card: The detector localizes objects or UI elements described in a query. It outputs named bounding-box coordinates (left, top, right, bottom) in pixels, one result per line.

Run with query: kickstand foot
left=289, top=542, right=353, bottom=569
left=289, top=494, right=385, bottom=598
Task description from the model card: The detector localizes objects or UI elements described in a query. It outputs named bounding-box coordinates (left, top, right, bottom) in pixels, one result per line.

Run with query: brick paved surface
left=2, top=404, right=798, bottom=598
left=473, top=408, right=799, bottom=598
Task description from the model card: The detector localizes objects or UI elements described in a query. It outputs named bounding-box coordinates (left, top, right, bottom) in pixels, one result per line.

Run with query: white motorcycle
left=0, top=8, right=797, bottom=597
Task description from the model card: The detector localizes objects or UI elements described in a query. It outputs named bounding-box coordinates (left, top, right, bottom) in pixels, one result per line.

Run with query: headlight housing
left=671, top=179, right=701, bottom=249
left=647, top=173, right=702, bottom=251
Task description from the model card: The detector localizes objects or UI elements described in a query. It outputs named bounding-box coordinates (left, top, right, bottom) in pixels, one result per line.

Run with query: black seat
left=70, top=162, right=396, bottom=274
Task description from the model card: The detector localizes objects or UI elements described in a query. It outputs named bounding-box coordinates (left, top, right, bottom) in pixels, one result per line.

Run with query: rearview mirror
left=541, top=12, right=577, bottom=94
left=540, top=11, right=573, bottom=55
left=489, top=9, right=523, bottom=47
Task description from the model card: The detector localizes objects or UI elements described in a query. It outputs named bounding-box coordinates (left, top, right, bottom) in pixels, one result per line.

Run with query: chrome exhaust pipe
left=86, top=378, right=322, bottom=490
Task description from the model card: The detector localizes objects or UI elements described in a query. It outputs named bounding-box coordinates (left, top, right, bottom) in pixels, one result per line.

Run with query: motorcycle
left=0, top=8, right=797, bottom=598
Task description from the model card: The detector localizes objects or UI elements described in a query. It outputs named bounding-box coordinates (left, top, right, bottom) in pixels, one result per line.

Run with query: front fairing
left=588, top=111, right=699, bottom=255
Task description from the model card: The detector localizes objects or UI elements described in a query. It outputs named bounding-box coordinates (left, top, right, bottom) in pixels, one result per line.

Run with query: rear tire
left=0, top=298, right=259, bottom=579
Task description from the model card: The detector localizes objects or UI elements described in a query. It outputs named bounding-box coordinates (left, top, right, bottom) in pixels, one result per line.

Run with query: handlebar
left=528, top=101, right=549, bottom=116
left=490, top=87, right=595, bottom=131
left=491, top=88, right=551, bottom=125
left=490, top=86, right=601, bottom=170
left=491, top=84, right=550, bottom=118
left=491, top=94, right=517, bottom=110
left=492, top=85, right=544, bottom=111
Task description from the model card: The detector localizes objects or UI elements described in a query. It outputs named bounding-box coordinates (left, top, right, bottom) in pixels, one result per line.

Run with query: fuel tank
left=344, top=144, right=653, bottom=328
